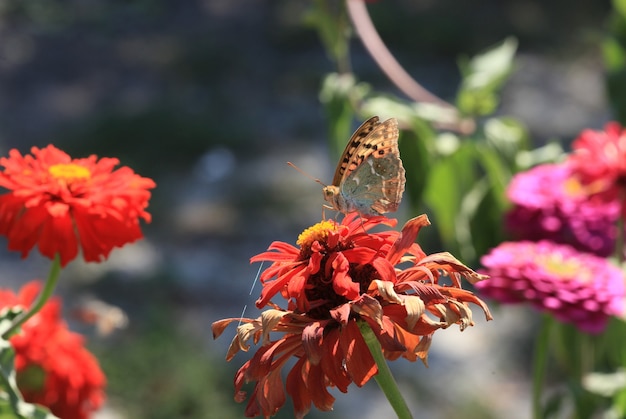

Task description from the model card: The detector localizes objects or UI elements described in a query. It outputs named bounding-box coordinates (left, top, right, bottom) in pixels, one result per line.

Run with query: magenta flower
left=475, top=241, right=625, bottom=334
left=505, top=163, right=620, bottom=257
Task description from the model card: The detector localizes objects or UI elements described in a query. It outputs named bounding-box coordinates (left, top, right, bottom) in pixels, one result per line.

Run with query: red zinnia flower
left=568, top=122, right=626, bottom=203
left=0, top=145, right=156, bottom=266
left=476, top=241, right=625, bottom=334
left=213, top=214, right=492, bottom=418
left=0, top=281, right=106, bottom=419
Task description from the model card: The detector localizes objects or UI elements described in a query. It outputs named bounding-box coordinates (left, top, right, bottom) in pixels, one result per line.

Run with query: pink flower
left=506, top=163, right=619, bottom=256
left=476, top=241, right=625, bottom=334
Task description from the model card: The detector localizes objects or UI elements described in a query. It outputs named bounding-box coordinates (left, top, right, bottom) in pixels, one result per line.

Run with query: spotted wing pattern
left=323, top=116, right=406, bottom=217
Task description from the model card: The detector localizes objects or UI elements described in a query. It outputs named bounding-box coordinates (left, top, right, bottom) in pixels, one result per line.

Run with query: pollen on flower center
left=296, top=220, right=337, bottom=248
left=536, top=253, right=590, bottom=282
left=562, top=176, right=585, bottom=198
left=48, top=163, right=91, bottom=182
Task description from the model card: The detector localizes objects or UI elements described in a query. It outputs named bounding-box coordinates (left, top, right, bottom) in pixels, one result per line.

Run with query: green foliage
left=304, top=0, right=351, bottom=69
left=456, top=38, right=518, bottom=117
left=95, top=308, right=239, bottom=419
left=605, top=0, right=626, bottom=123
left=0, top=309, right=59, bottom=419
left=317, top=29, right=527, bottom=263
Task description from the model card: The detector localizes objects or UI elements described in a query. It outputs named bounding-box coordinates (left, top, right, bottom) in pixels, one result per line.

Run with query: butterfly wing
left=336, top=117, right=405, bottom=216
left=331, top=116, right=381, bottom=186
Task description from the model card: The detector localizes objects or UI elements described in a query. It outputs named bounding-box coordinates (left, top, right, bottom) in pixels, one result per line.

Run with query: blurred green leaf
left=0, top=309, right=21, bottom=339
left=583, top=370, right=626, bottom=397
left=457, top=38, right=518, bottom=116
left=423, top=141, right=477, bottom=252
left=362, top=95, right=459, bottom=129
left=514, top=142, right=565, bottom=169
left=474, top=143, right=513, bottom=209
left=399, top=118, right=435, bottom=212
left=603, top=37, right=626, bottom=71
left=319, top=73, right=371, bottom=158
left=304, top=0, right=350, bottom=67
left=614, top=0, right=626, bottom=20
left=484, top=117, right=529, bottom=163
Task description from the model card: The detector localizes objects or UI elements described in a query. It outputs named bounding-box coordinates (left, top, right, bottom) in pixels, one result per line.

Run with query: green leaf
left=457, top=37, right=518, bottom=116
left=319, top=73, right=372, bottom=159
left=303, top=0, right=350, bottom=65
left=423, top=140, right=477, bottom=252
left=0, top=308, right=22, bottom=340
left=0, top=395, right=60, bottom=419
left=362, top=95, right=459, bottom=129
left=483, top=117, right=529, bottom=162
left=614, top=0, right=626, bottom=21
left=603, top=37, right=626, bottom=71
left=399, top=117, right=435, bottom=212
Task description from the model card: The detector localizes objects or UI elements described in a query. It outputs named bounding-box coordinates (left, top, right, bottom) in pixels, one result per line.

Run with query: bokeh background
left=0, top=1, right=615, bottom=418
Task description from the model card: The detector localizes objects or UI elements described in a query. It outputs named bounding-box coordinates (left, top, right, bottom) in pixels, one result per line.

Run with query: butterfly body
left=323, top=116, right=405, bottom=217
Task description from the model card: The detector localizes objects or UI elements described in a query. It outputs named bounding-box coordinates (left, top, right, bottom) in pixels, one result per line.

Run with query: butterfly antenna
left=287, top=162, right=326, bottom=187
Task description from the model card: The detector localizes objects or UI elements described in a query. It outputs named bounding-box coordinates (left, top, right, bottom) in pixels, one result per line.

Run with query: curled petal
left=350, top=294, right=384, bottom=329
left=387, top=214, right=430, bottom=265
left=400, top=295, right=426, bottom=330
left=368, top=279, right=403, bottom=304
left=250, top=241, right=299, bottom=263
left=330, top=253, right=359, bottom=300
left=417, top=252, right=488, bottom=286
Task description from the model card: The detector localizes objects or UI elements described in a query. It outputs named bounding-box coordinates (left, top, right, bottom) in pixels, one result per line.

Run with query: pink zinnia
left=476, top=241, right=625, bottom=334
left=506, top=163, right=619, bottom=257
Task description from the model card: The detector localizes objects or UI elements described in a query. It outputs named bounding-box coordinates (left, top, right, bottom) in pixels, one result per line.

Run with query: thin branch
left=346, top=0, right=474, bottom=134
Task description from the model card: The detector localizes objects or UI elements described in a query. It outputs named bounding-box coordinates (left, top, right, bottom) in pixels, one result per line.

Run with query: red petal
left=340, top=321, right=377, bottom=386
left=387, top=214, right=430, bottom=265
left=330, top=253, right=359, bottom=300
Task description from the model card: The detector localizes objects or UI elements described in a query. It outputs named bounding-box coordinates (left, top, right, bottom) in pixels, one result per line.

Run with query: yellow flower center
left=563, top=177, right=585, bottom=198
left=48, top=163, right=91, bottom=182
left=537, top=254, right=591, bottom=283
left=296, top=220, right=337, bottom=248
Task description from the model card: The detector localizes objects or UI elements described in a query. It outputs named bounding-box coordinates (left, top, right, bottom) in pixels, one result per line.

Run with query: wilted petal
left=369, top=279, right=403, bottom=304
left=401, top=295, right=426, bottom=329
left=387, top=214, right=430, bottom=265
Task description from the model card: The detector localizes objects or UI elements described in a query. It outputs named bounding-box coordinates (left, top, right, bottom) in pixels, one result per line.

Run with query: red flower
left=213, top=214, right=492, bottom=418
left=568, top=122, right=626, bottom=203
left=0, top=145, right=156, bottom=266
left=0, top=281, right=106, bottom=419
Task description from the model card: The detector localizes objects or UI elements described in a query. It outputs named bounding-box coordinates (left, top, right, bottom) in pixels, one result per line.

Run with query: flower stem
left=359, top=321, right=413, bottom=419
left=2, top=254, right=62, bottom=340
left=532, top=313, right=553, bottom=419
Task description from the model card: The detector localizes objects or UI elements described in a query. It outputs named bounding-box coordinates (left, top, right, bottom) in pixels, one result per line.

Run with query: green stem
left=2, top=254, right=62, bottom=340
left=359, top=321, right=413, bottom=419
left=532, top=313, right=553, bottom=419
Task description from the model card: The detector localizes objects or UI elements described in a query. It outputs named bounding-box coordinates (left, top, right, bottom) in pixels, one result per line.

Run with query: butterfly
left=323, top=116, right=406, bottom=217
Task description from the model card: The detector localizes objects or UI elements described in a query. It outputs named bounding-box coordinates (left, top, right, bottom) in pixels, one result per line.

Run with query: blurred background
left=0, top=0, right=615, bottom=418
